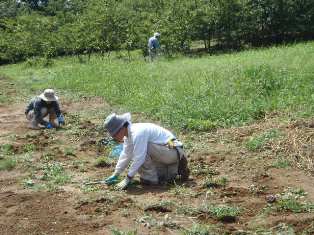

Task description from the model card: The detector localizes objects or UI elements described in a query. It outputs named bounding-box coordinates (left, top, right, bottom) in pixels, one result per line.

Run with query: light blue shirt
left=148, top=36, right=160, bottom=50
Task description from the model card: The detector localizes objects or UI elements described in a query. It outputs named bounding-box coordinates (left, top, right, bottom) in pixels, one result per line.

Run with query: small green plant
left=0, top=144, right=14, bottom=155
left=191, top=164, right=218, bottom=176
left=246, top=129, right=280, bottom=151
left=41, top=162, right=71, bottom=185
left=203, top=176, right=228, bottom=189
left=272, top=156, right=291, bottom=169
left=94, top=156, right=115, bottom=167
left=273, top=187, right=314, bottom=213
left=202, top=204, right=241, bottom=222
left=185, top=119, right=218, bottom=131
left=111, top=227, right=137, bottom=235
left=42, top=153, right=54, bottom=162
left=277, top=198, right=305, bottom=213
left=176, top=205, right=200, bottom=216
left=277, top=198, right=314, bottom=213
left=23, top=143, right=36, bottom=153
left=182, top=223, right=216, bottom=235
left=169, top=183, right=198, bottom=197
left=254, top=223, right=295, bottom=235
left=63, top=147, right=76, bottom=157
left=81, top=184, right=101, bottom=193
left=0, top=157, right=16, bottom=171
left=23, top=178, right=35, bottom=188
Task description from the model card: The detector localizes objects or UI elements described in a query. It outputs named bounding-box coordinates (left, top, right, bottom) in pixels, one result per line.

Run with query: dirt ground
left=0, top=78, right=314, bottom=235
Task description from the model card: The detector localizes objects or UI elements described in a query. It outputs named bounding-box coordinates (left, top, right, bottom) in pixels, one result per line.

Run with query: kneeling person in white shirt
left=104, top=113, right=189, bottom=190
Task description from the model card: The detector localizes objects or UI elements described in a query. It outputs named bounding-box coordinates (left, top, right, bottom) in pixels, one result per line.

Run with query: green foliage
left=268, top=187, right=314, bottom=214
left=203, top=204, right=241, bottom=221
left=0, top=157, right=16, bottom=171
left=203, top=176, right=228, bottom=189
left=182, top=223, right=214, bottom=235
left=0, top=144, right=14, bottom=155
left=41, top=162, right=71, bottom=185
left=94, top=157, right=115, bottom=168
left=272, top=156, right=291, bottom=169
left=169, top=184, right=197, bottom=198
left=186, top=119, right=218, bottom=131
left=111, top=228, right=137, bottom=235
left=23, top=143, right=36, bottom=153
left=246, top=129, right=280, bottom=151
left=1, top=0, right=314, bottom=63
left=1, top=42, right=314, bottom=130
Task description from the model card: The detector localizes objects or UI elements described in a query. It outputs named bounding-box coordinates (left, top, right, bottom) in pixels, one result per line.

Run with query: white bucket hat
left=39, top=89, right=58, bottom=102
left=154, top=32, right=161, bottom=37
left=104, top=113, right=131, bottom=137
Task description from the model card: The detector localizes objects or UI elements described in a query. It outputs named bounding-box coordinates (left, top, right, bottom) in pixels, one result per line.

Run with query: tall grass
left=1, top=42, right=314, bottom=130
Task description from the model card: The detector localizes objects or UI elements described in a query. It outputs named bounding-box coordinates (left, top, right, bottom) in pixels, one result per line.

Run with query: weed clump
left=0, top=157, right=16, bottom=171
left=41, top=162, right=71, bottom=189
left=94, top=156, right=115, bottom=167
left=203, top=176, right=228, bottom=189
left=201, top=204, right=241, bottom=222
left=246, top=129, right=280, bottom=151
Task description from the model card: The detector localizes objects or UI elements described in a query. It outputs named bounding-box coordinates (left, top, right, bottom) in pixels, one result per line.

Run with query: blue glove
left=58, top=115, right=65, bottom=125
left=104, top=175, right=119, bottom=185
left=46, top=122, right=53, bottom=129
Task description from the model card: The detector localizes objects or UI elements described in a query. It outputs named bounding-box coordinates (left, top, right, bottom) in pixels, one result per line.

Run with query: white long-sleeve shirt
left=114, top=123, right=176, bottom=177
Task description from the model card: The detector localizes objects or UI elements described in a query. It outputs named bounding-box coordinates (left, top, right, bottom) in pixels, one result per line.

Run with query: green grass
left=0, top=157, right=16, bottom=171
left=0, top=144, right=14, bottom=155
left=1, top=42, right=314, bottom=130
left=41, top=162, right=71, bottom=185
left=111, top=228, right=137, bottom=235
left=202, top=204, right=241, bottom=221
left=23, top=143, right=36, bottom=153
left=246, top=129, right=281, bottom=151
left=203, top=176, right=228, bottom=189
left=276, top=198, right=314, bottom=213
left=272, top=156, right=291, bottom=169
left=182, top=223, right=216, bottom=235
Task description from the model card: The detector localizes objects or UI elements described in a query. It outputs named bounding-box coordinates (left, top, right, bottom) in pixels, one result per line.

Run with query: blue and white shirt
left=148, top=36, right=160, bottom=50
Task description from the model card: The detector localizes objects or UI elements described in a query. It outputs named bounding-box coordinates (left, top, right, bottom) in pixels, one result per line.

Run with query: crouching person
left=25, top=89, right=65, bottom=129
left=103, top=113, right=190, bottom=190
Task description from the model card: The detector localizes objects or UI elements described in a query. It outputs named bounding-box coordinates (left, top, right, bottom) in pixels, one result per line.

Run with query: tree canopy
left=1, top=0, right=313, bottom=64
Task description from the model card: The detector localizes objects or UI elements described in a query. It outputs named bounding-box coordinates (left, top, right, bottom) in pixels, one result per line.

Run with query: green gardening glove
left=104, top=174, right=119, bottom=185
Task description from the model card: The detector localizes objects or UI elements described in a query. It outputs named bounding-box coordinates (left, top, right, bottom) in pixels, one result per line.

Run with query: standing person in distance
left=148, top=32, right=161, bottom=61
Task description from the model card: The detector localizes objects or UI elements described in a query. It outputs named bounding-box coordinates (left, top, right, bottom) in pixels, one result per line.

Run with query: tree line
left=1, top=0, right=314, bottom=64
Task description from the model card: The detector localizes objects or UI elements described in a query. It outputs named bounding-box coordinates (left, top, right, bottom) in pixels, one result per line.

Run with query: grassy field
left=1, top=42, right=314, bottom=131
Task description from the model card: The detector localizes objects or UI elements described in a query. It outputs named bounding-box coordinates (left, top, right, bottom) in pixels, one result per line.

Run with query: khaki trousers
left=26, top=107, right=58, bottom=128
left=138, top=143, right=180, bottom=184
